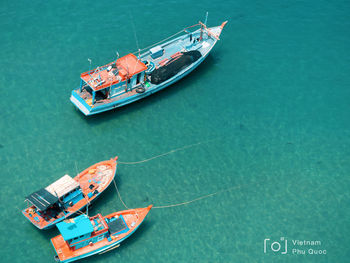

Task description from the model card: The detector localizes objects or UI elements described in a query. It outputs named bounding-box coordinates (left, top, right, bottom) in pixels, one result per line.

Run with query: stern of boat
left=22, top=207, right=57, bottom=230
left=70, top=90, right=92, bottom=116
left=51, top=235, right=71, bottom=263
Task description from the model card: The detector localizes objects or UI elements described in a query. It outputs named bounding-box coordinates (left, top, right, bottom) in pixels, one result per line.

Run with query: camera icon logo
left=264, top=237, right=288, bottom=254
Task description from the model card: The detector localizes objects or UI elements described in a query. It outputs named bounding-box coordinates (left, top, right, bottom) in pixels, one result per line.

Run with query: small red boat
left=51, top=206, right=152, bottom=262
left=22, top=157, right=118, bottom=230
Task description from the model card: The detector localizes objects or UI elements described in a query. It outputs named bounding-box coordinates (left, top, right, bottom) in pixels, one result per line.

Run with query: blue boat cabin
left=78, top=53, right=148, bottom=106
left=56, top=213, right=130, bottom=250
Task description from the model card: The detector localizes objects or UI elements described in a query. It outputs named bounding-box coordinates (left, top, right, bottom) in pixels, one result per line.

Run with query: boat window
left=84, top=86, right=93, bottom=95
left=95, top=88, right=108, bottom=101
left=136, top=73, right=141, bottom=84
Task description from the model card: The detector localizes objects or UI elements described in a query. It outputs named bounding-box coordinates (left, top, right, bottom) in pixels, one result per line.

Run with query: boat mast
left=204, top=11, right=208, bottom=26
left=81, top=58, right=92, bottom=92
left=200, top=12, right=208, bottom=41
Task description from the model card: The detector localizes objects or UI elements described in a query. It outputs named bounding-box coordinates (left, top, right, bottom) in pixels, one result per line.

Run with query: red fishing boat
left=22, top=157, right=118, bottom=230
left=51, top=206, right=152, bottom=262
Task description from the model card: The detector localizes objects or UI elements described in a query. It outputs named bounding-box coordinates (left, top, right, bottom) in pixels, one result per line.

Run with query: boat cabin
left=56, top=213, right=130, bottom=250
left=57, top=214, right=107, bottom=250
left=25, top=175, right=84, bottom=219
left=79, top=54, right=148, bottom=105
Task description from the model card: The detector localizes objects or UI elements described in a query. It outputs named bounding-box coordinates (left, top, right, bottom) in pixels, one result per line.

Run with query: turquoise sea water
left=1, top=0, right=350, bottom=262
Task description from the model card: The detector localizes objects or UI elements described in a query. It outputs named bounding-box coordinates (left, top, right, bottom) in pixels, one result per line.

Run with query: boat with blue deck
left=22, top=157, right=118, bottom=230
left=70, top=19, right=227, bottom=115
left=51, top=205, right=152, bottom=262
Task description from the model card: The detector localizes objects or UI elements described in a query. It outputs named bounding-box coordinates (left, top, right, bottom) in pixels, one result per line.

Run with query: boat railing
left=131, top=23, right=201, bottom=56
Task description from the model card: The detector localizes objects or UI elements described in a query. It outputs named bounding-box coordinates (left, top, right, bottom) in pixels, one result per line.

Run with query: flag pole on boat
left=115, top=51, right=119, bottom=62
left=200, top=12, right=209, bottom=42
left=204, top=11, right=209, bottom=26
left=88, top=58, right=92, bottom=71
left=87, top=58, right=94, bottom=80
left=129, top=11, right=141, bottom=58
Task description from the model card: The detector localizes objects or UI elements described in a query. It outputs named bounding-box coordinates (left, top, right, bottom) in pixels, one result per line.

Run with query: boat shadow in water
left=77, top=54, right=219, bottom=125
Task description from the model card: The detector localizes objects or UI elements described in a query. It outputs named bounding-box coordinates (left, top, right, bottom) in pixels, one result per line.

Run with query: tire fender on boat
left=136, top=86, right=146, bottom=93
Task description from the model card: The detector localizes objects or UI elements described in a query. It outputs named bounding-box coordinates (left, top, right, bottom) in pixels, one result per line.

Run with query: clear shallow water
left=1, top=0, right=350, bottom=262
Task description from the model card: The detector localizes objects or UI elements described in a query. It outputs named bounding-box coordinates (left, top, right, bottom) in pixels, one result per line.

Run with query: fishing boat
left=22, top=157, right=118, bottom=230
left=70, top=18, right=227, bottom=115
left=51, top=205, right=152, bottom=263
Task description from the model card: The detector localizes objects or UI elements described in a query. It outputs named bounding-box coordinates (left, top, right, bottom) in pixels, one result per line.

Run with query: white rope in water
left=113, top=137, right=246, bottom=210
left=113, top=177, right=251, bottom=210
left=113, top=178, right=129, bottom=210
left=153, top=185, right=244, bottom=209
left=119, top=138, right=219, bottom=165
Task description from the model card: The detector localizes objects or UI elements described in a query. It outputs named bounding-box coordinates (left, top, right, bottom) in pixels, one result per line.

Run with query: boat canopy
left=25, top=175, right=79, bottom=211
left=26, top=188, right=59, bottom=212
left=57, top=215, right=94, bottom=241
left=117, top=53, right=147, bottom=77
left=80, top=53, right=147, bottom=91
left=45, top=174, right=80, bottom=198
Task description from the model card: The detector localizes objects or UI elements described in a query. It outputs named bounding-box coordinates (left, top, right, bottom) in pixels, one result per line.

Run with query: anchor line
left=153, top=185, right=242, bottom=209
left=113, top=137, right=249, bottom=210
left=118, top=138, right=219, bottom=165
left=113, top=176, right=129, bottom=210
left=113, top=177, right=253, bottom=210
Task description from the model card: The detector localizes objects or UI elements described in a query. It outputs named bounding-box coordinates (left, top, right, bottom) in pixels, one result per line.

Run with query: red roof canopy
left=117, top=53, right=147, bottom=77
left=80, top=53, right=147, bottom=91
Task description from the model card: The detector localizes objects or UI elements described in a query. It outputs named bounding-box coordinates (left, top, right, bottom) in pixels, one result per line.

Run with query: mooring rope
left=113, top=179, right=251, bottom=210
left=119, top=138, right=219, bottom=165
left=113, top=137, right=248, bottom=210
left=153, top=184, right=244, bottom=209
left=113, top=178, right=129, bottom=210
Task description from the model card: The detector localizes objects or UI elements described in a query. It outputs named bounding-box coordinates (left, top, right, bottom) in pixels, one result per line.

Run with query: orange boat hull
left=22, top=156, right=118, bottom=229
left=51, top=205, right=152, bottom=263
